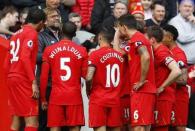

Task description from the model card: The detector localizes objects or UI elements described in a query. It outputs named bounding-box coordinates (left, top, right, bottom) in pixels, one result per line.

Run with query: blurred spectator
left=10, top=0, right=44, bottom=8
left=169, top=0, right=195, bottom=64
left=36, top=8, right=62, bottom=131
left=141, top=0, right=152, bottom=20
left=102, top=1, right=128, bottom=32
left=131, top=2, right=145, bottom=33
left=91, top=0, right=128, bottom=33
left=0, top=5, right=18, bottom=39
left=39, top=0, right=75, bottom=24
left=69, top=13, right=82, bottom=31
left=71, top=0, right=94, bottom=30
left=145, top=0, right=166, bottom=27
left=69, top=12, right=95, bottom=45
left=165, top=0, right=177, bottom=21
left=128, top=0, right=141, bottom=12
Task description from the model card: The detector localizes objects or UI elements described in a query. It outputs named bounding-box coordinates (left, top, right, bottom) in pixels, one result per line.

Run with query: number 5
left=60, top=58, right=71, bottom=81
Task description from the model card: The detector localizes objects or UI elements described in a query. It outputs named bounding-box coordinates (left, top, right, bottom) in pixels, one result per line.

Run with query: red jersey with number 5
left=40, top=39, right=88, bottom=105
left=88, top=47, right=124, bottom=107
left=7, top=25, right=38, bottom=82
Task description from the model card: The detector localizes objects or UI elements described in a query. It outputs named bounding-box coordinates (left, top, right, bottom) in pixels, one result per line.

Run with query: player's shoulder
left=131, top=32, right=149, bottom=46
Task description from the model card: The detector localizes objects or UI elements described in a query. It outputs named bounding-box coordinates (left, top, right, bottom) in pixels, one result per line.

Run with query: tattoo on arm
left=86, top=66, right=96, bottom=91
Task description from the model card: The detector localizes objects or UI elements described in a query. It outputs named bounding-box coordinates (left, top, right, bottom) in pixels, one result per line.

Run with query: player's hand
left=42, top=101, right=48, bottom=110
left=32, top=80, right=39, bottom=99
left=157, top=87, right=165, bottom=94
left=187, top=14, right=195, bottom=24
left=133, top=80, right=148, bottom=91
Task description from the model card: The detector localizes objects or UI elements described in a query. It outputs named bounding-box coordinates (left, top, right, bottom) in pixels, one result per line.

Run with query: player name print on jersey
left=49, top=46, right=82, bottom=59
left=100, top=52, right=124, bottom=63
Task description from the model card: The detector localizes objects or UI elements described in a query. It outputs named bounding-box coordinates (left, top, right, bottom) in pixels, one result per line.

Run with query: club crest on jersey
left=88, top=60, right=92, bottom=65
left=177, top=61, right=185, bottom=68
left=27, top=40, right=33, bottom=48
left=135, top=41, right=142, bottom=47
left=165, top=56, right=173, bottom=65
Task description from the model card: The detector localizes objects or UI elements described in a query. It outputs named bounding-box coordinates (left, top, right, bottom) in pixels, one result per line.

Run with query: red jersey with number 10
left=7, top=25, right=38, bottom=82
left=40, top=39, right=88, bottom=105
left=88, top=47, right=124, bottom=107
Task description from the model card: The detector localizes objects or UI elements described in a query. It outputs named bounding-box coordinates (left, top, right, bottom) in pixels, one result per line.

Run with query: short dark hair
left=68, top=12, right=81, bottom=20
left=147, top=26, right=163, bottom=42
left=163, top=25, right=178, bottom=41
left=62, top=21, right=77, bottom=39
left=151, top=0, right=166, bottom=10
left=118, top=14, right=137, bottom=29
left=99, top=26, right=115, bottom=44
left=25, top=7, right=46, bottom=24
left=0, top=6, right=18, bottom=19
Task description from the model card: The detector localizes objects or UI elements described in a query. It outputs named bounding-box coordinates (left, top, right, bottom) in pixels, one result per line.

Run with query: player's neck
left=152, top=42, right=161, bottom=50
left=169, top=42, right=177, bottom=50
left=0, top=19, right=9, bottom=29
left=127, top=29, right=137, bottom=39
left=100, top=43, right=111, bottom=48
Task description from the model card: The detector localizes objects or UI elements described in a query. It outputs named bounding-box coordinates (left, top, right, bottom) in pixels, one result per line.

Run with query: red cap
left=131, top=2, right=144, bottom=16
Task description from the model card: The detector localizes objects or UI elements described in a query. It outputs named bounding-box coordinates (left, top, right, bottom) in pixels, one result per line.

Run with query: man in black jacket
left=36, top=8, right=63, bottom=131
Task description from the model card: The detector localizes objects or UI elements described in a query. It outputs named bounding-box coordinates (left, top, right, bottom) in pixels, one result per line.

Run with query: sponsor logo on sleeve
left=27, top=40, right=33, bottom=48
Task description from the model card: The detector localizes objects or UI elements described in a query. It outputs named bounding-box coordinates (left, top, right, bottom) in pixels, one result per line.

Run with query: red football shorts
left=154, top=100, right=173, bottom=127
left=89, top=103, right=122, bottom=128
left=120, top=95, right=130, bottom=125
left=7, top=77, right=38, bottom=116
left=47, top=104, right=84, bottom=127
left=130, top=92, right=155, bottom=126
left=171, top=101, right=188, bottom=126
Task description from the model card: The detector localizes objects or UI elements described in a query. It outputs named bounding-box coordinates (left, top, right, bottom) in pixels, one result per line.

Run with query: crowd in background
left=1, top=0, right=195, bottom=131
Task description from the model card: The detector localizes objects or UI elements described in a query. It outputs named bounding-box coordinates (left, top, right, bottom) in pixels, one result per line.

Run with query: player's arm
left=158, top=60, right=182, bottom=93
left=86, top=66, right=96, bottom=97
left=113, top=28, right=126, bottom=55
left=133, top=46, right=150, bottom=91
left=40, top=60, right=50, bottom=110
left=20, top=38, right=39, bottom=99
left=176, top=68, right=188, bottom=86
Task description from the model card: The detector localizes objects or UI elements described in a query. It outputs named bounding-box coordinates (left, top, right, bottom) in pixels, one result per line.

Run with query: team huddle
left=6, top=7, right=188, bottom=131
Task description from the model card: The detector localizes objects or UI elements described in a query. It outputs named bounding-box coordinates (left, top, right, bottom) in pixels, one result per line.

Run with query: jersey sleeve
left=120, top=41, right=130, bottom=54
left=158, top=50, right=175, bottom=67
left=20, top=37, right=36, bottom=82
left=176, top=52, right=187, bottom=69
left=40, top=48, right=50, bottom=102
left=81, top=49, right=88, bottom=78
left=88, top=51, right=98, bottom=67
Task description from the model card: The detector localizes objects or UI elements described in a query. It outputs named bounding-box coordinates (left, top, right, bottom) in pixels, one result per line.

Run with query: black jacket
left=91, top=0, right=115, bottom=33
left=36, top=28, right=61, bottom=99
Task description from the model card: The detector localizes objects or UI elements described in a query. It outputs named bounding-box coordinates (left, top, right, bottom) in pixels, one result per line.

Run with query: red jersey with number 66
left=40, top=39, right=88, bottom=105
left=88, top=47, right=124, bottom=107
left=7, top=25, right=38, bottom=82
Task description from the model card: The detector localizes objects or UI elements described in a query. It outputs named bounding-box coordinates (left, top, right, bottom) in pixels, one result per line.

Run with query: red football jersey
left=154, top=44, right=175, bottom=102
left=171, top=46, right=189, bottom=102
left=7, top=25, right=38, bottom=82
left=122, top=32, right=156, bottom=94
left=88, top=47, right=124, bottom=107
left=120, top=55, right=130, bottom=97
left=40, top=39, right=88, bottom=105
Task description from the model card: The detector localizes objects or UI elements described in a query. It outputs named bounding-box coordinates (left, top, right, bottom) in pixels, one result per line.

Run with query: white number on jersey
left=171, top=111, right=175, bottom=121
left=106, top=64, right=120, bottom=87
left=60, top=57, right=71, bottom=81
left=10, top=39, right=20, bottom=63
left=154, top=111, right=158, bottom=120
left=133, top=110, right=139, bottom=120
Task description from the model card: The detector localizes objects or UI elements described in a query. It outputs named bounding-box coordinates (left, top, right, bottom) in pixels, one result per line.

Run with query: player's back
left=88, top=47, right=124, bottom=107
left=43, top=39, right=88, bottom=105
left=8, top=25, right=38, bottom=81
